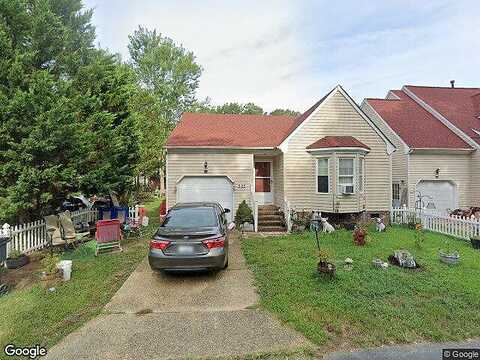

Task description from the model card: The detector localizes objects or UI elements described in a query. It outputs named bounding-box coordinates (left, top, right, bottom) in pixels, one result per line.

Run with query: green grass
left=242, top=226, right=480, bottom=350
left=0, top=198, right=161, bottom=352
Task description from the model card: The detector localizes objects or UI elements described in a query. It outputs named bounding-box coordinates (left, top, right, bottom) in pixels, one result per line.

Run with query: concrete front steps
left=257, top=205, right=287, bottom=232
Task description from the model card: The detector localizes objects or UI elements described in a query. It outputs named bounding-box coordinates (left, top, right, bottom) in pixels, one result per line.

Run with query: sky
left=83, top=0, right=480, bottom=113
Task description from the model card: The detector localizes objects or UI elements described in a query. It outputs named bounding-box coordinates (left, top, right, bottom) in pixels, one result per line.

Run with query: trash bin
left=0, top=235, right=9, bottom=263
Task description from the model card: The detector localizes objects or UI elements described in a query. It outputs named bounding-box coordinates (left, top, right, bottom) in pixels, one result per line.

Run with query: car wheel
left=223, top=259, right=229, bottom=269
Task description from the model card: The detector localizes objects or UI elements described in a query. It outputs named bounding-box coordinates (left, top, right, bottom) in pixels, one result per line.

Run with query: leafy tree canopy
left=269, top=108, right=301, bottom=116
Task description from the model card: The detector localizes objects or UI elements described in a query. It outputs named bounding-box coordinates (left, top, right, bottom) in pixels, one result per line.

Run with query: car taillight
left=150, top=240, right=170, bottom=250
left=202, top=237, right=225, bottom=249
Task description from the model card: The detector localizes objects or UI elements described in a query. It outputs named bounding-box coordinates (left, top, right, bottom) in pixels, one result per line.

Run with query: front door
left=254, top=161, right=273, bottom=204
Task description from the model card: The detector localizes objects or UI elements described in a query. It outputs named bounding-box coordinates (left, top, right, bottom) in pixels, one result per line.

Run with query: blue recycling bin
left=0, top=235, right=9, bottom=262
left=98, top=206, right=129, bottom=223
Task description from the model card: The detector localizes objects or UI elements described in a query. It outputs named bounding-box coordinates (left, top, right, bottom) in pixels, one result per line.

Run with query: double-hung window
left=338, top=158, right=354, bottom=193
left=317, top=158, right=329, bottom=193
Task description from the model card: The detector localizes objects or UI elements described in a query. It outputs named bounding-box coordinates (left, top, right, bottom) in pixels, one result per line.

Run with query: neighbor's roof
left=306, top=136, right=370, bottom=150
left=165, top=113, right=298, bottom=148
left=405, top=85, right=480, bottom=145
left=365, top=89, right=472, bottom=149
left=166, top=92, right=333, bottom=148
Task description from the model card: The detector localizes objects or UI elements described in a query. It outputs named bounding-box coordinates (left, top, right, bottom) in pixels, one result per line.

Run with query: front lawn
left=0, top=198, right=161, bottom=352
left=242, top=226, right=480, bottom=352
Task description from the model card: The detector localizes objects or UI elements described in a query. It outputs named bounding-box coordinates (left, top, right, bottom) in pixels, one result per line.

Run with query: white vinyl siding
left=284, top=90, right=391, bottom=212
left=166, top=150, right=254, bottom=213
left=408, top=153, right=472, bottom=209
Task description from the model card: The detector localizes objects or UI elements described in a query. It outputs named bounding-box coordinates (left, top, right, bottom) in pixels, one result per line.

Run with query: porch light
left=435, top=168, right=440, bottom=178
left=204, top=161, right=208, bottom=174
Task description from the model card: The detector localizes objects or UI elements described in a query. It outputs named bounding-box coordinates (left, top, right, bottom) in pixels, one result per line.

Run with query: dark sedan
left=148, top=202, right=235, bottom=271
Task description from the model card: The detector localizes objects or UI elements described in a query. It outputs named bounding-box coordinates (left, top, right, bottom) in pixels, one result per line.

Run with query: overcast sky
left=83, top=0, right=479, bottom=112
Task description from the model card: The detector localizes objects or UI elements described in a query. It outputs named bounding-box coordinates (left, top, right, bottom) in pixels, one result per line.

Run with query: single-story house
left=362, top=84, right=480, bottom=214
left=166, top=85, right=395, bottom=231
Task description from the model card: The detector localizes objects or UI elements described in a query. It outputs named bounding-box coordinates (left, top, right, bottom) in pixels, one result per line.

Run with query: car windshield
left=161, top=207, right=218, bottom=229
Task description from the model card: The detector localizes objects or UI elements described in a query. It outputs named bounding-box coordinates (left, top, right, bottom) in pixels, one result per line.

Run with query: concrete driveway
left=46, top=234, right=312, bottom=360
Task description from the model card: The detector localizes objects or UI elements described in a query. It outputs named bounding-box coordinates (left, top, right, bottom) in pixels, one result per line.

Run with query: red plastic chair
left=95, top=219, right=123, bottom=256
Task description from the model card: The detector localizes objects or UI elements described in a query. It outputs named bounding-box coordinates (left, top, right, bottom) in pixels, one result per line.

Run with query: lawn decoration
left=439, top=240, right=460, bottom=265
left=344, top=257, right=353, bottom=271
left=388, top=250, right=417, bottom=268
left=320, top=216, right=335, bottom=233
left=375, top=217, right=386, bottom=232
left=311, top=216, right=335, bottom=278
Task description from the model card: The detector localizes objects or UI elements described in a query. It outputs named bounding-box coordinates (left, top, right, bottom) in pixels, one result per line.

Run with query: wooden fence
left=391, top=207, right=480, bottom=240
left=1, top=206, right=140, bottom=257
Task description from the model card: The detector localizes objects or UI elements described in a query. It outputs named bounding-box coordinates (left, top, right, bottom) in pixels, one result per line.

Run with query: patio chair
left=58, top=211, right=90, bottom=245
left=44, top=215, right=64, bottom=246
left=95, top=219, right=123, bottom=256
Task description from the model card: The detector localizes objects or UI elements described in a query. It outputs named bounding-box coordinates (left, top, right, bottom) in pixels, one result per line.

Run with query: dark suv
left=148, top=202, right=235, bottom=271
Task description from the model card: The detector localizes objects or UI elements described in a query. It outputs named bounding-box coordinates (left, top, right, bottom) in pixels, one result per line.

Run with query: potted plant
left=41, top=253, right=61, bottom=280
left=439, top=241, right=460, bottom=265
left=5, top=250, right=29, bottom=269
left=235, top=200, right=253, bottom=234
left=317, top=249, right=335, bottom=278
left=471, top=235, right=480, bottom=250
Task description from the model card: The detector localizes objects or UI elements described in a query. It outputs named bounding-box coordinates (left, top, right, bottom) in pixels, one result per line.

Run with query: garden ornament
left=320, top=217, right=335, bottom=233
left=376, top=217, right=386, bottom=232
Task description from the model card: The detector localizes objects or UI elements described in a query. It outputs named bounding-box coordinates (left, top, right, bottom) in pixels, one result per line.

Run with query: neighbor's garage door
left=416, top=180, right=457, bottom=215
left=176, top=176, right=234, bottom=222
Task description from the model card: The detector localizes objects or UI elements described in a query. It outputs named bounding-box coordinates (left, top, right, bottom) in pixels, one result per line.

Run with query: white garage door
left=176, top=176, right=234, bottom=222
left=416, top=180, right=457, bottom=215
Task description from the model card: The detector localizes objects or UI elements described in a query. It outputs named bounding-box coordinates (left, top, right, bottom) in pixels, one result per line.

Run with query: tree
left=269, top=108, right=300, bottom=116
left=128, top=26, right=202, bottom=179
left=0, top=0, right=139, bottom=222
left=189, top=101, right=265, bottom=115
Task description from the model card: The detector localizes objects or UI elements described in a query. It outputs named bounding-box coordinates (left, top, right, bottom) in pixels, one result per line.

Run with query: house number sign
left=234, top=183, right=248, bottom=191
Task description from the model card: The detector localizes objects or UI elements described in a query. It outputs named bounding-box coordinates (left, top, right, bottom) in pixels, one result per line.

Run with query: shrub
left=41, top=253, right=60, bottom=275
left=235, top=200, right=253, bottom=227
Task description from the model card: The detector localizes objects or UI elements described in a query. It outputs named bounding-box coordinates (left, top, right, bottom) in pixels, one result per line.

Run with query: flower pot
left=5, top=254, right=29, bottom=269
left=317, top=261, right=336, bottom=278
left=471, top=237, right=480, bottom=250
left=439, top=251, right=460, bottom=265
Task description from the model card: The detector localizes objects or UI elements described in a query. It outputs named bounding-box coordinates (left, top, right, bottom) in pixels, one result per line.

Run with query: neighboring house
left=362, top=84, right=480, bottom=214
left=165, top=85, right=395, bottom=231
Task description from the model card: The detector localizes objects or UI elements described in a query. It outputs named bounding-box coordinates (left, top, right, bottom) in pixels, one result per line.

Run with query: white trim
left=337, top=156, right=356, bottom=195
left=337, top=85, right=396, bottom=155
left=386, top=91, right=401, bottom=100
left=315, top=156, right=330, bottom=194
left=358, top=156, right=365, bottom=193
left=307, top=146, right=370, bottom=154
left=175, top=174, right=235, bottom=184
left=278, top=88, right=338, bottom=152
left=409, top=148, right=474, bottom=155
left=361, top=100, right=411, bottom=155
left=402, top=86, right=480, bottom=150
left=254, top=159, right=274, bottom=204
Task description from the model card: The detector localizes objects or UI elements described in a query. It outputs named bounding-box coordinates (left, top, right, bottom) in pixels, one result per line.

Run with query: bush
left=7, top=250, right=23, bottom=260
left=235, top=200, right=253, bottom=227
left=41, top=253, right=60, bottom=275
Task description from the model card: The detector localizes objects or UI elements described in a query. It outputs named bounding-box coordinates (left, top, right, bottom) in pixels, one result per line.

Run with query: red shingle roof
left=166, top=94, right=332, bottom=148
left=366, top=90, right=471, bottom=149
left=306, top=136, right=370, bottom=150
left=405, top=85, right=480, bottom=145
left=166, top=113, right=298, bottom=148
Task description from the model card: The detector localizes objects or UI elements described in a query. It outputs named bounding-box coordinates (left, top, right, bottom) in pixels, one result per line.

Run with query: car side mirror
left=224, top=208, right=231, bottom=214
left=228, top=222, right=236, bottom=231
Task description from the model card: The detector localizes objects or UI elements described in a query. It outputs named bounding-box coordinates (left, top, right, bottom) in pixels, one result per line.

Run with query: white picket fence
left=1, top=206, right=140, bottom=257
left=391, top=207, right=480, bottom=240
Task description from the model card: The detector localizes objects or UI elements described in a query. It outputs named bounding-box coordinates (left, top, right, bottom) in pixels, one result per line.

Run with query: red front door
left=255, top=162, right=271, bottom=192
